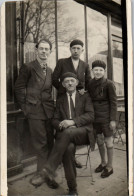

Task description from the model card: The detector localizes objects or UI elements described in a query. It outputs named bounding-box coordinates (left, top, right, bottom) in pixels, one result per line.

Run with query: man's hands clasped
left=59, top=120, right=76, bottom=131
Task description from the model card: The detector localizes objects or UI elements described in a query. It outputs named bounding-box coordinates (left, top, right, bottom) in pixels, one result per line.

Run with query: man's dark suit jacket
left=52, top=57, right=91, bottom=95
left=52, top=92, right=95, bottom=150
left=15, top=60, right=54, bottom=120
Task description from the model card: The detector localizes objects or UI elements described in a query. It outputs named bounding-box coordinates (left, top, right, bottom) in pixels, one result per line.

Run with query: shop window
left=86, top=7, right=108, bottom=78
left=57, top=0, right=85, bottom=61
left=112, top=40, right=124, bottom=97
left=16, top=1, right=57, bottom=101
left=112, top=20, right=124, bottom=97
left=16, top=0, right=56, bottom=71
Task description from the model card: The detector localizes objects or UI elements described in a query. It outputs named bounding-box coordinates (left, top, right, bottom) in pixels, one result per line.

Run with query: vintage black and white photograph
left=0, top=0, right=132, bottom=195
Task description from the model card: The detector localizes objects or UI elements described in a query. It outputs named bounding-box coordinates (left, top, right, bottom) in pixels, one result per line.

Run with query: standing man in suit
left=15, top=39, right=54, bottom=185
left=53, top=39, right=91, bottom=168
left=52, top=39, right=91, bottom=96
left=32, top=72, right=95, bottom=196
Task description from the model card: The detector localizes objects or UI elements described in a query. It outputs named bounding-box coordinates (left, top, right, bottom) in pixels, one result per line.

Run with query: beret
left=70, top=39, right=84, bottom=48
left=92, top=60, right=106, bottom=70
left=61, top=72, right=78, bottom=82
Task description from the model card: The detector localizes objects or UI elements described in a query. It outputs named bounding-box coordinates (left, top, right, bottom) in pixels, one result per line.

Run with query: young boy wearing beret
left=88, top=60, right=117, bottom=178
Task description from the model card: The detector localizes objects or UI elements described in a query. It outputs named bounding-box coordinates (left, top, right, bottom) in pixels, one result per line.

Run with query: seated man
left=33, top=72, right=95, bottom=196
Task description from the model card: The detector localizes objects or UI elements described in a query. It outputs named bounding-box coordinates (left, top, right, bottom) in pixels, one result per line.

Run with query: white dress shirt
left=72, top=58, right=79, bottom=70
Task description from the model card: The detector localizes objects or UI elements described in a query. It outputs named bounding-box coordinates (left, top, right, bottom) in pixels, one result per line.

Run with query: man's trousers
left=45, top=127, right=89, bottom=191
left=28, top=119, right=54, bottom=171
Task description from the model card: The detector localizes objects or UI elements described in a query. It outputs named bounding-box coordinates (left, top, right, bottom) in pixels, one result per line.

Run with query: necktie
left=69, top=94, right=75, bottom=119
left=41, top=63, right=47, bottom=75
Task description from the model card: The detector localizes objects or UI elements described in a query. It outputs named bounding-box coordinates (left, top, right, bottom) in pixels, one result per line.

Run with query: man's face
left=62, top=77, right=78, bottom=93
left=92, top=67, right=105, bottom=80
left=70, top=45, right=83, bottom=60
left=36, top=42, right=51, bottom=61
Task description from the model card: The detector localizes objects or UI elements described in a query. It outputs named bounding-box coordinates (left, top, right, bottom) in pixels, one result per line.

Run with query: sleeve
left=73, top=94, right=94, bottom=127
left=85, top=63, right=91, bottom=90
left=52, top=59, right=62, bottom=89
left=14, top=64, right=31, bottom=109
left=108, top=81, right=117, bottom=121
left=52, top=98, right=62, bottom=131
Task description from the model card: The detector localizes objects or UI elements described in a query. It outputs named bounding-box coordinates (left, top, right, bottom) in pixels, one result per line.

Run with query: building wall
left=6, top=0, right=126, bottom=176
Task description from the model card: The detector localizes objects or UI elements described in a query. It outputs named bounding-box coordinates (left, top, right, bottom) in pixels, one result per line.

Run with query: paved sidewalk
left=8, top=140, right=128, bottom=196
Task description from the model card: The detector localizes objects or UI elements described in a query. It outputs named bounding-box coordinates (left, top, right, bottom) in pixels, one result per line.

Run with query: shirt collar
left=71, top=57, right=79, bottom=63
left=66, top=91, right=76, bottom=96
left=37, top=56, right=47, bottom=67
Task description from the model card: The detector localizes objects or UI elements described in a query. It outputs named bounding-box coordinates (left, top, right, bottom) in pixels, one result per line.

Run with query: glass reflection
left=57, top=0, right=85, bottom=61
left=112, top=40, right=124, bottom=96
left=87, top=7, right=108, bottom=77
left=16, top=0, right=56, bottom=71
left=16, top=0, right=56, bottom=101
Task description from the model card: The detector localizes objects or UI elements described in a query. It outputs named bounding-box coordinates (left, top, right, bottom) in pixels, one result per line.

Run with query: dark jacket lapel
left=75, top=92, right=80, bottom=116
left=68, top=57, right=77, bottom=74
left=63, top=94, right=70, bottom=119
left=33, top=59, right=46, bottom=81
left=89, top=77, right=107, bottom=98
left=41, top=67, right=51, bottom=90
left=77, top=59, right=84, bottom=77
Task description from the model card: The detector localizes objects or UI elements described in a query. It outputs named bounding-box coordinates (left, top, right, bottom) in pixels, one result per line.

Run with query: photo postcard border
left=0, top=0, right=133, bottom=195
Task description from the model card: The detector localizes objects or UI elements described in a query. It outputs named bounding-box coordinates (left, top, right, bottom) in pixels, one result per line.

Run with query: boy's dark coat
left=88, top=77, right=117, bottom=123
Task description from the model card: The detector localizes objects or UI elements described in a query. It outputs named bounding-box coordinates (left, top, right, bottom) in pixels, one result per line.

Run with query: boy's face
left=92, top=67, right=105, bottom=80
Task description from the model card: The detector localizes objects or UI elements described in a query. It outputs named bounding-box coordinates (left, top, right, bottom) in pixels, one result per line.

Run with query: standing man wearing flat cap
left=32, top=72, right=95, bottom=195
left=15, top=39, right=54, bottom=185
left=52, top=39, right=91, bottom=168
left=52, top=39, right=91, bottom=96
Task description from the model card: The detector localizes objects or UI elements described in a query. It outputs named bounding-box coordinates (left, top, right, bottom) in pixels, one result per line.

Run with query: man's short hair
left=70, top=39, right=84, bottom=48
left=35, top=39, right=52, bottom=50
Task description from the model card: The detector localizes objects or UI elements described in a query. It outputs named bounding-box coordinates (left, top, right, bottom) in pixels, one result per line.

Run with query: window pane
left=111, top=19, right=122, bottom=37
left=57, top=0, right=85, bottom=60
left=16, top=0, right=56, bottom=100
left=112, top=40, right=124, bottom=96
left=16, top=0, right=56, bottom=71
left=111, top=19, right=124, bottom=97
left=87, top=8, right=108, bottom=78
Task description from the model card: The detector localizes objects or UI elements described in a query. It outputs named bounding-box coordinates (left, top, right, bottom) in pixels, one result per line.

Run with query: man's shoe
left=75, top=159, right=82, bottom=169
left=30, top=173, right=45, bottom=187
left=68, top=190, right=78, bottom=196
left=101, top=168, right=113, bottom=178
left=46, top=178, right=59, bottom=189
left=42, top=168, right=59, bottom=189
left=95, top=164, right=106, bottom=173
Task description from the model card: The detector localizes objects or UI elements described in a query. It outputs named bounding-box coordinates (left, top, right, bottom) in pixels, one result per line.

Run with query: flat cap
left=70, top=39, right=84, bottom=48
left=61, top=72, right=78, bottom=82
left=92, top=60, right=106, bottom=70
